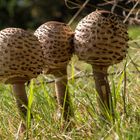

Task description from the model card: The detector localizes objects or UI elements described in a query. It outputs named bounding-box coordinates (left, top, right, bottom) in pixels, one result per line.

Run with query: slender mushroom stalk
left=34, top=21, right=74, bottom=121
left=13, top=81, right=28, bottom=119
left=74, top=10, right=129, bottom=117
left=53, top=69, right=72, bottom=121
left=0, top=28, right=44, bottom=131
left=92, top=65, right=113, bottom=113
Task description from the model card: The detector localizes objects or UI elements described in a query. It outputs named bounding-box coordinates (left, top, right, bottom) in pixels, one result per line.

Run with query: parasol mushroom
left=34, top=21, right=74, bottom=121
left=0, top=28, right=44, bottom=131
left=74, top=10, right=129, bottom=117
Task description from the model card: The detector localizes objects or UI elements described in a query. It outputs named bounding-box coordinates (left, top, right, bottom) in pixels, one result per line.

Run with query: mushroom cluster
left=0, top=9, right=129, bottom=134
left=74, top=10, right=129, bottom=116
left=34, top=21, right=74, bottom=121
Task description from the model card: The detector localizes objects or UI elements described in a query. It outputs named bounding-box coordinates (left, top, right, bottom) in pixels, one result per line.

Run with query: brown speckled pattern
left=34, top=21, right=74, bottom=72
left=74, top=10, right=129, bottom=66
left=0, top=28, right=44, bottom=83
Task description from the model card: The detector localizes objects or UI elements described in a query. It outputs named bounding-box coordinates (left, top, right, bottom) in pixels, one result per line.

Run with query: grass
left=0, top=27, right=140, bottom=140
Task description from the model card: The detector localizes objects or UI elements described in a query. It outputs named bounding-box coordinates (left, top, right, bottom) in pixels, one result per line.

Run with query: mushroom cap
left=0, top=28, right=43, bottom=83
left=74, top=10, right=129, bottom=66
left=34, top=21, right=74, bottom=73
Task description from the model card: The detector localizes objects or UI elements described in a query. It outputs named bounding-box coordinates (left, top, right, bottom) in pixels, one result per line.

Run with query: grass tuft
left=0, top=27, right=140, bottom=139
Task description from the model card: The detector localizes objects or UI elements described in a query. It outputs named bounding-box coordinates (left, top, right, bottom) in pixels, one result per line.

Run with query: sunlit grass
left=128, top=26, right=140, bottom=39
left=0, top=28, right=140, bottom=139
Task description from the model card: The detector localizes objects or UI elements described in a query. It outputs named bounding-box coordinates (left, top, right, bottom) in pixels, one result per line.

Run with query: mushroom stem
left=54, top=69, right=73, bottom=121
left=92, top=65, right=114, bottom=117
left=12, top=82, right=28, bottom=120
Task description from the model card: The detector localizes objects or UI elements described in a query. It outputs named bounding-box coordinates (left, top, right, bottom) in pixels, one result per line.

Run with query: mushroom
left=0, top=28, right=43, bottom=131
left=34, top=21, right=74, bottom=121
left=74, top=10, right=129, bottom=117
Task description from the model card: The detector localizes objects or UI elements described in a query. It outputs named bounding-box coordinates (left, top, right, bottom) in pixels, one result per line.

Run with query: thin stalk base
left=12, top=82, right=28, bottom=120
left=54, top=69, right=73, bottom=121
left=92, top=65, right=114, bottom=118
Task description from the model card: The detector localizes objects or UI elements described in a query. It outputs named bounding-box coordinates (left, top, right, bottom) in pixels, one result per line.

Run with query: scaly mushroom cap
left=34, top=21, right=74, bottom=72
left=0, top=28, right=43, bottom=83
left=74, top=10, right=129, bottom=66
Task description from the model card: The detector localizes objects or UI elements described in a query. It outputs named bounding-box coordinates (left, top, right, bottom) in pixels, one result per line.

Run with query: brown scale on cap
left=0, top=28, right=43, bottom=83
left=34, top=21, right=74, bottom=122
left=34, top=21, right=74, bottom=73
left=74, top=10, right=128, bottom=66
left=74, top=10, right=129, bottom=118
left=0, top=28, right=44, bottom=132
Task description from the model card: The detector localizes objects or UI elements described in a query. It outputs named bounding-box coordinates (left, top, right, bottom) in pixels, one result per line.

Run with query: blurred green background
left=0, top=0, right=139, bottom=30
left=0, top=0, right=77, bottom=29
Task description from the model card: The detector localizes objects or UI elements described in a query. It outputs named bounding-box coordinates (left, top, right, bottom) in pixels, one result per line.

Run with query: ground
left=0, top=26, right=140, bottom=140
